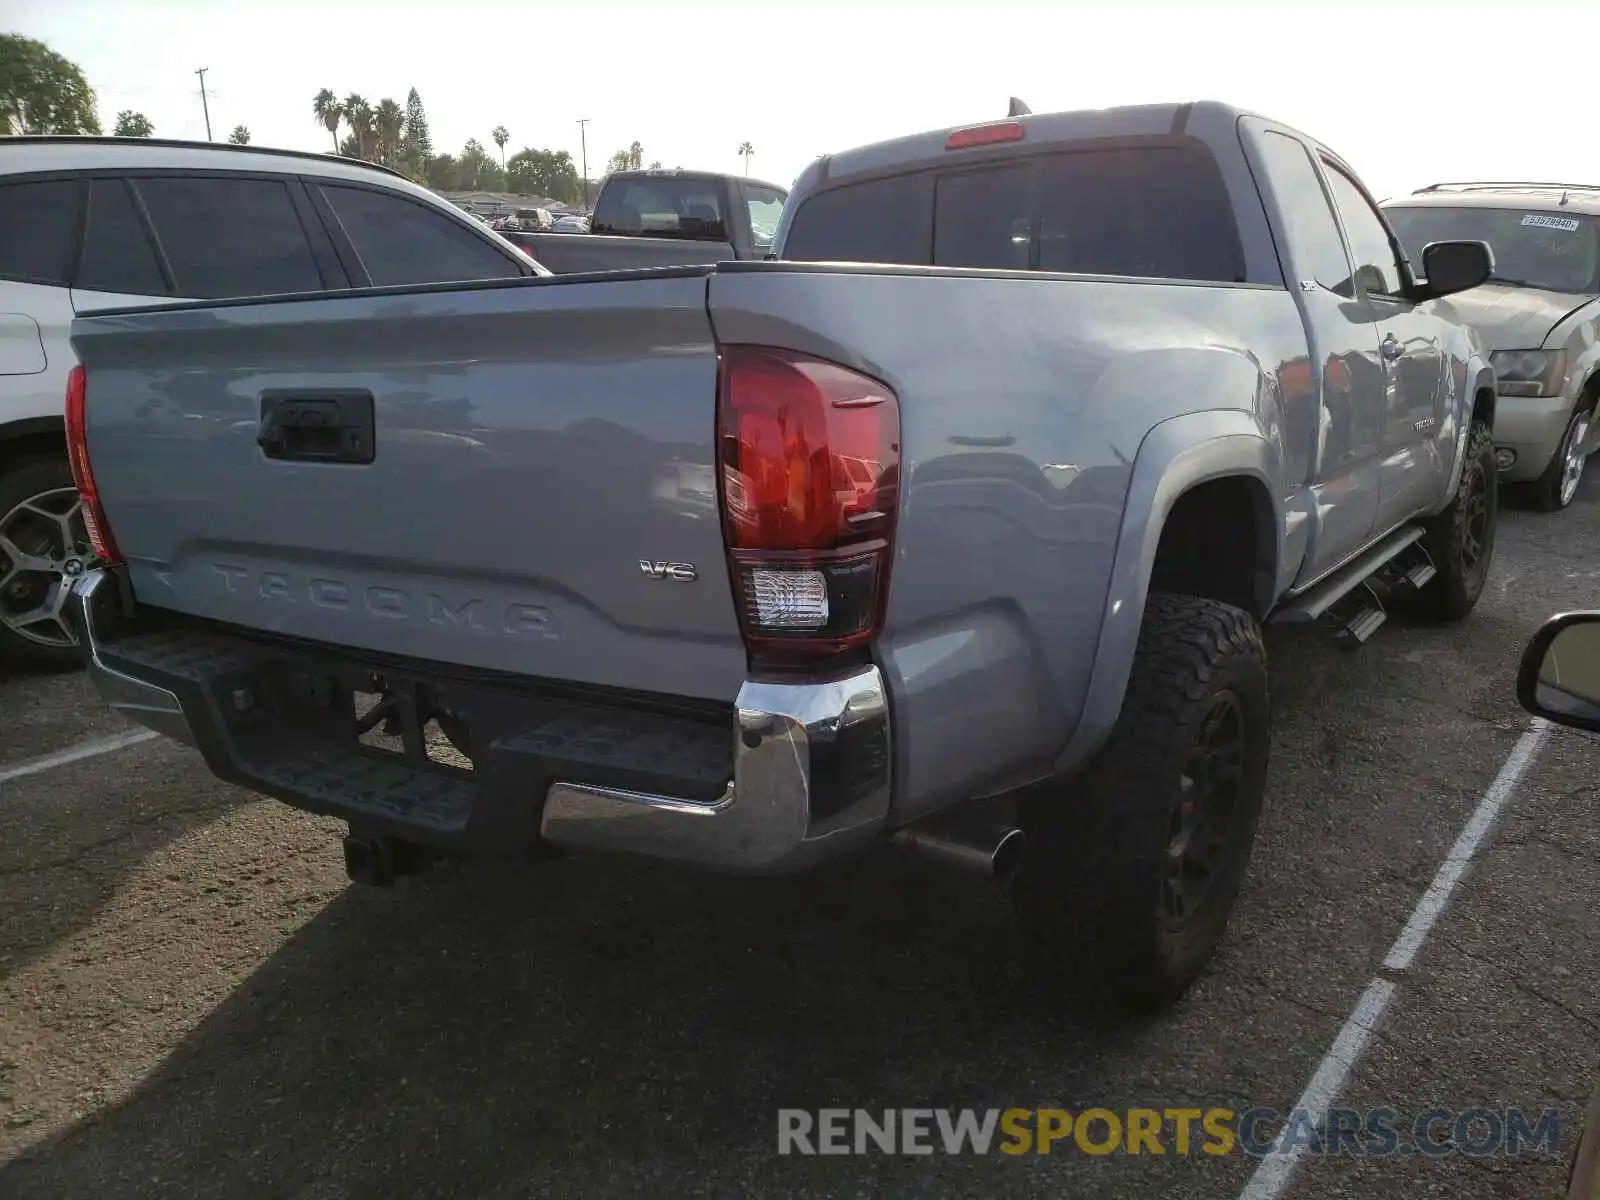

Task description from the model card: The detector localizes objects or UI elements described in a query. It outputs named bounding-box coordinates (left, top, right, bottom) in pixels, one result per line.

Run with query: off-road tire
left=1531, top=402, right=1592, bottom=513
left=0, top=454, right=85, bottom=669
left=1408, top=419, right=1497, bottom=622
left=1011, top=592, right=1271, bottom=1012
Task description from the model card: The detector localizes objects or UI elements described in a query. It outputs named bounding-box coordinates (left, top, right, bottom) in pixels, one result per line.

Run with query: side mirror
left=1415, top=240, right=1494, bottom=300
left=1517, top=611, right=1600, bottom=732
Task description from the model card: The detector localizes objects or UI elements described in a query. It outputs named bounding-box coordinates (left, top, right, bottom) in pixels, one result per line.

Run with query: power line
left=194, top=67, right=212, bottom=141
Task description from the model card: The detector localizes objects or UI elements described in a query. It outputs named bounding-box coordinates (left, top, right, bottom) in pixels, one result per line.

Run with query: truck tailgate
left=69, top=271, right=748, bottom=702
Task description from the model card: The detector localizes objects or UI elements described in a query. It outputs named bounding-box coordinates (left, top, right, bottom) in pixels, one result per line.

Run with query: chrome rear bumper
left=540, top=670, right=891, bottom=871
left=72, top=569, right=195, bottom=747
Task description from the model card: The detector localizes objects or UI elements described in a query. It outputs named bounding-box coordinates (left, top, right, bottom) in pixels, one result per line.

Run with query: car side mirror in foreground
left=1414, top=239, right=1494, bottom=300
left=1517, top=611, right=1600, bottom=733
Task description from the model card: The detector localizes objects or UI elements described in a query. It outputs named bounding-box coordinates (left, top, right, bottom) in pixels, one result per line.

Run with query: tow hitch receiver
left=342, top=834, right=436, bottom=887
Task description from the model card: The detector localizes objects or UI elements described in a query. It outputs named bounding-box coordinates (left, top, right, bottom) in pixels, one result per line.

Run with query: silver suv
left=0, top=137, right=547, bottom=666
left=1383, top=183, right=1600, bottom=512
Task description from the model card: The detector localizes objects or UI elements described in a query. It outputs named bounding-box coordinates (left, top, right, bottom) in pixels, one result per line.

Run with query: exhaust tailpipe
left=893, top=815, right=1026, bottom=878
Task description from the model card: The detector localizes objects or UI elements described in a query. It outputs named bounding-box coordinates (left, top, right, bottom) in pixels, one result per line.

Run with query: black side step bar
left=1271, top=525, right=1427, bottom=624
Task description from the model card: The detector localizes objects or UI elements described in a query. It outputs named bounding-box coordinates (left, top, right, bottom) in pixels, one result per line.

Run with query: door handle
left=1380, top=335, right=1405, bottom=362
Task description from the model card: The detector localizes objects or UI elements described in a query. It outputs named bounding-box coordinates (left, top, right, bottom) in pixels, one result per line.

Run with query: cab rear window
left=784, top=142, right=1245, bottom=283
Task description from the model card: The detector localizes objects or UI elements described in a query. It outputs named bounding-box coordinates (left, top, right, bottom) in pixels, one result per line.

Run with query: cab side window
left=1322, top=165, right=1406, bottom=297
left=1255, top=132, right=1353, bottom=295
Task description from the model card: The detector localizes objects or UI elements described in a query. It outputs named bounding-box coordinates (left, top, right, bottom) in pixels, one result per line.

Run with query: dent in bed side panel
left=707, top=266, right=1304, bottom=823
left=71, top=275, right=749, bottom=703
left=1053, top=413, right=1282, bottom=777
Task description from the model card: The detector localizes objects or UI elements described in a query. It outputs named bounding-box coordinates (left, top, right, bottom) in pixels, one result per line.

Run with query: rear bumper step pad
left=68, top=568, right=892, bottom=873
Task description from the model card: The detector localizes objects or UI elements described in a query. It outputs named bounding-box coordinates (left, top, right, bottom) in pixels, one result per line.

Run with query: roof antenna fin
left=1007, top=97, right=1032, bottom=117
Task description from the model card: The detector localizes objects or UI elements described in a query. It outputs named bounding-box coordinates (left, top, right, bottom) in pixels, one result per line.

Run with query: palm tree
left=342, top=93, right=373, bottom=160
left=227, top=125, right=251, bottom=145
left=312, top=89, right=342, bottom=153
left=374, top=99, right=404, bottom=167
left=737, top=141, right=754, bottom=176
left=491, top=125, right=509, bottom=169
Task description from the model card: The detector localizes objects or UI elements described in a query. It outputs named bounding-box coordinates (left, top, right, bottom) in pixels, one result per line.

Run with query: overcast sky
left=12, top=0, right=1597, bottom=201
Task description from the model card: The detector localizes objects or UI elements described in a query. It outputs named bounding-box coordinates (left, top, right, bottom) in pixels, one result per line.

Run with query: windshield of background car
left=591, top=178, right=726, bottom=238
left=1385, top=205, right=1600, bottom=294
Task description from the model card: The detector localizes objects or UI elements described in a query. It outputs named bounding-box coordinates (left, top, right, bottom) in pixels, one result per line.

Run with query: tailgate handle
left=257, top=390, right=375, bottom=464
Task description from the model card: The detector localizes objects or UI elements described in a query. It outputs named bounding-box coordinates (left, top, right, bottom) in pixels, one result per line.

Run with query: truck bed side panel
left=708, top=264, right=1310, bottom=822
left=71, top=273, right=748, bottom=702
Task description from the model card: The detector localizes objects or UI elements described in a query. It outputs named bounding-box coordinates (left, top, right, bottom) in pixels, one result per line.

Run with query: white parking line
left=1383, top=720, right=1552, bottom=972
left=1237, top=717, right=1552, bottom=1200
left=0, top=727, right=160, bottom=787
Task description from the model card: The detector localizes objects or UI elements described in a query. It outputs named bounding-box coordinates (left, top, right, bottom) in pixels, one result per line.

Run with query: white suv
left=0, top=136, right=549, bottom=666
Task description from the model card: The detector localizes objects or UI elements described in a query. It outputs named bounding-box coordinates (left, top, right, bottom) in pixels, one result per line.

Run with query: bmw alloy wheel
left=0, top=486, right=95, bottom=650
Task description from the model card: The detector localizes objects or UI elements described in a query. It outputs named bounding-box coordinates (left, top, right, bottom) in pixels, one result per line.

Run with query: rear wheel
left=1011, top=592, right=1271, bottom=1012
left=1532, top=404, right=1591, bottom=512
left=0, top=455, right=93, bottom=668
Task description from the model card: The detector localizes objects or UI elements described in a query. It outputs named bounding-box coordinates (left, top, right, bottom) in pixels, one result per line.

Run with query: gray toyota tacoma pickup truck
left=63, top=100, right=1500, bottom=1009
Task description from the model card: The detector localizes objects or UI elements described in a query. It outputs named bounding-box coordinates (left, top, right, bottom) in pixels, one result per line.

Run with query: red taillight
left=64, top=365, right=122, bottom=565
left=716, top=345, right=900, bottom=658
left=945, top=121, right=1024, bottom=150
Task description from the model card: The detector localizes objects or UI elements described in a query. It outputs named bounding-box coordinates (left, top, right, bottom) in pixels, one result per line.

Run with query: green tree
left=0, top=34, right=101, bottom=135
left=491, top=124, right=509, bottom=169
left=227, top=125, right=250, bottom=145
left=605, top=140, right=645, bottom=174
left=113, top=109, right=154, bottom=137
left=458, top=138, right=500, bottom=189
left=424, top=152, right=461, bottom=191
left=505, top=148, right=581, bottom=203
left=738, top=141, right=753, bottom=176
left=401, top=88, right=432, bottom=177
left=312, top=88, right=341, bottom=152
left=342, top=93, right=373, bottom=159
left=374, top=98, right=404, bottom=166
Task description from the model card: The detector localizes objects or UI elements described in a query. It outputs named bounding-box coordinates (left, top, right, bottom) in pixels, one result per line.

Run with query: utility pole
left=576, top=117, right=590, bottom=209
left=195, top=67, right=213, bottom=141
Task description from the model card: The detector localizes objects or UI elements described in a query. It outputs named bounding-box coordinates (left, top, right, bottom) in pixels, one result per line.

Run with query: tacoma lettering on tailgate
left=210, top=564, right=557, bottom=638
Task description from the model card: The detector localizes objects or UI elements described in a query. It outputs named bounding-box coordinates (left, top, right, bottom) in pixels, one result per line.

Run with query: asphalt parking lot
left=1, top=474, right=1597, bottom=1200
